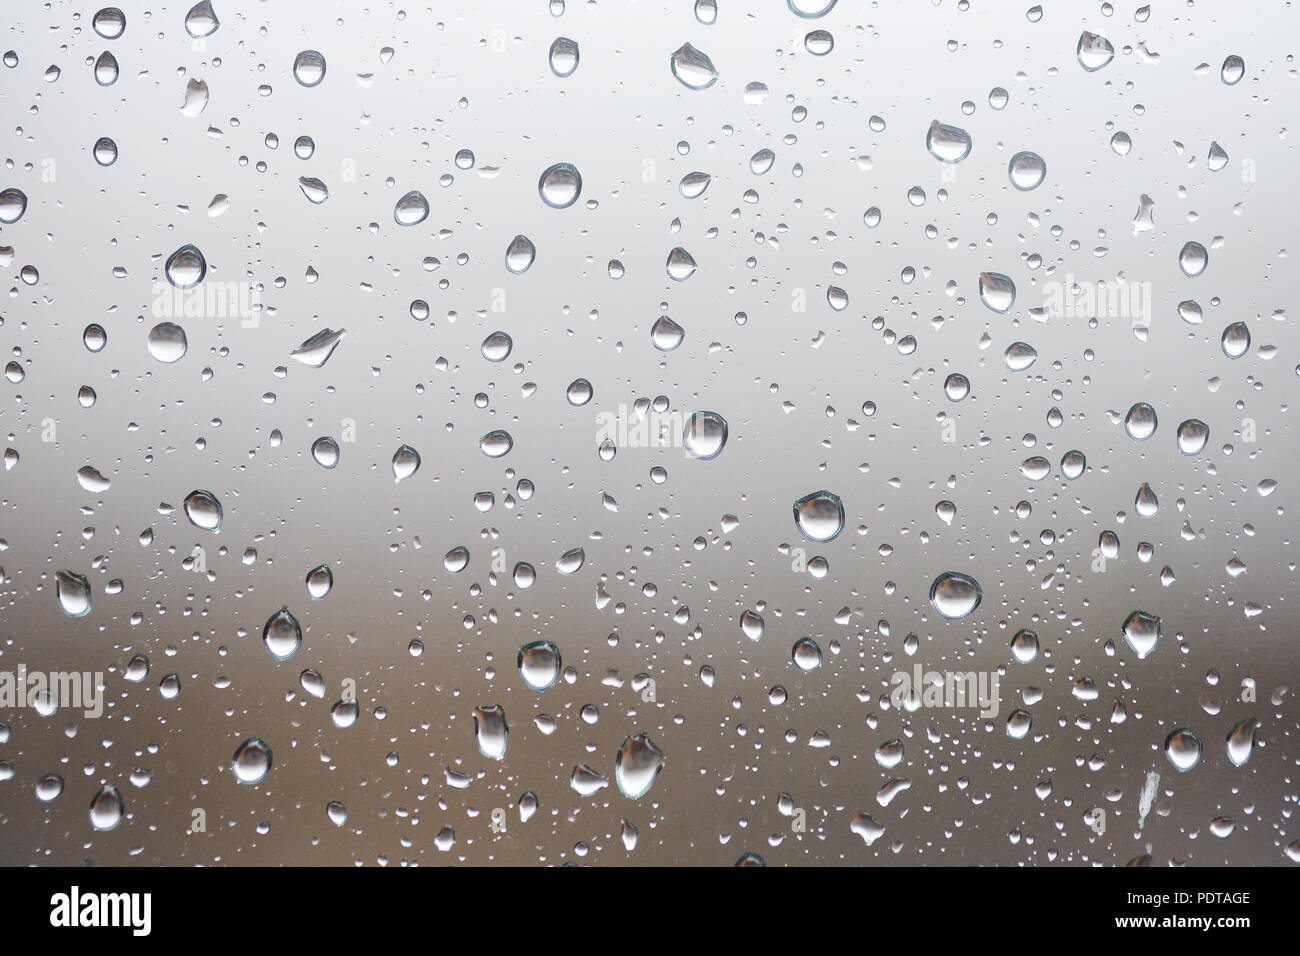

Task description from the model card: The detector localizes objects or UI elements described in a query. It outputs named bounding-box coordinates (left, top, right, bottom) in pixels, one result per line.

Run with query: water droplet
left=1124, top=402, right=1158, bottom=441
left=670, top=42, right=718, bottom=90
left=394, top=190, right=429, bottom=226
left=93, top=7, right=127, bottom=39
left=803, top=30, right=834, bottom=55
left=565, top=378, right=593, bottom=406
left=978, top=272, right=1016, bottom=313
left=651, top=315, right=685, bottom=351
left=1165, top=728, right=1203, bottom=771
left=740, top=609, right=765, bottom=641
left=1004, top=342, right=1037, bottom=371
left=292, top=50, right=326, bottom=87
left=792, top=637, right=823, bottom=672
left=750, top=148, right=776, bottom=175
left=473, top=704, right=509, bottom=760
left=77, top=465, right=111, bottom=493
left=1135, top=481, right=1159, bottom=517
left=930, top=572, right=982, bottom=620
left=1221, top=54, right=1245, bottom=85
left=549, top=37, right=579, bottom=77
left=94, top=50, right=119, bottom=86
left=290, top=327, right=345, bottom=367
left=297, top=176, right=329, bottom=204
left=92, top=136, right=118, bottom=166
left=1178, top=241, right=1208, bottom=277
left=665, top=247, right=697, bottom=280
left=232, top=737, right=272, bottom=784
left=1011, top=628, right=1039, bottom=663
left=1207, top=141, right=1229, bottom=172
left=793, top=490, right=844, bottom=542
left=1110, top=131, right=1132, bottom=156
left=505, top=234, right=536, bottom=274
left=183, top=489, right=222, bottom=531
left=481, top=330, right=513, bottom=362
left=1121, top=610, right=1161, bottom=659
left=512, top=562, right=536, bottom=590
left=0, top=187, right=27, bottom=225
left=925, top=120, right=972, bottom=163
left=516, top=640, right=562, bottom=691
left=1008, top=151, right=1046, bottom=190
left=56, top=570, right=91, bottom=617
left=147, top=323, right=188, bottom=362
left=615, top=733, right=666, bottom=798
left=1225, top=718, right=1258, bottom=767
left=680, top=171, right=711, bottom=198
left=683, top=410, right=728, bottom=460
left=826, top=286, right=849, bottom=311
left=35, top=773, right=64, bottom=802
left=392, top=444, right=421, bottom=482
left=89, top=785, right=124, bottom=831
left=989, top=86, right=1009, bottom=109
left=262, top=607, right=302, bottom=661
left=180, top=77, right=209, bottom=117
left=1221, top=322, right=1250, bottom=359
left=294, top=136, right=315, bottom=159
left=943, top=373, right=970, bottom=402
left=556, top=547, right=585, bottom=575
left=1077, top=30, right=1115, bottom=71
left=538, top=162, right=582, bottom=208
left=311, top=436, right=341, bottom=468
left=1060, top=449, right=1086, bottom=480
left=1176, top=418, right=1209, bottom=455
left=570, top=764, right=610, bottom=797
left=327, top=801, right=348, bottom=826
left=480, top=429, right=513, bottom=458
left=184, top=1, right=219, bottom=39
left=1006, top=710, right=1033, bottom=739
left=305, top=564, right=333, bottom=599
left=165, top=244, right=206, bottom=288
left=330, top=699, right=358, bottom=729
left=787, top=0, right=837, bottom=16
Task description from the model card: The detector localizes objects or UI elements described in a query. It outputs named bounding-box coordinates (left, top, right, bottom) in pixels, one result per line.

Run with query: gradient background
left=0, top=0, right=1296, bottom=865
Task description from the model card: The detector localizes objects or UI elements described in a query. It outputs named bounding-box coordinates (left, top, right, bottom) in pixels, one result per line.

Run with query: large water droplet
left=651, top=316, right=685, bottom=351
left=232, top=737, right=272, bottom=784
left=89, top=785, right=124, bottom=831
left=978, top=272, right=1016, bottom=313
left=787, top=0, right=837, bottom=16
left=392, top=444, right=420, bottom=482
left=1221, top=322, right=1250, bottom=359
left=793, top=490, right=844, bottom=542
left=1179, top=241, right=1208, bottom=277
left=311, top=436, right=341, bottom=468
left=538, top=162, right=582, bottom=208
left=297, top=176, right=329, bottom=204
left=184, top=1, right=219, bottom=39
left=1004, top=342, right=1037, bottom=371
left=791, top=637, right=822, bottom=672
left=473, top=704, right=509, bottom=760
left=1008, top=151, right=1046, bottom=190
left=683, top=410, right=728, bottom=459
left=1225, top=718, right=1258, bottom=767
left=1011, top=628, right=1039, bottom=663
left=929, top=572, right=982, bottom=620
left=549, top=37, right=579, bottom=77
left=35, top=773, right=65, bottom=802
left=505, top=234, right=536, bottom=274
left=262, top=607, right=302, bottom=661
left=183, top=489, right=222, bottom=531
left=290, top=327, right=345, bottom=367
left=56, top=570, right=92, bottom=617
left=556, top=547, right=585, bottom=575
left=94, top=50, right=119, bottom=86
left=1165, top=728, right=1203, bottom=771
left=1221, top=54, right=1245, bottom=85
left=394, top=190, right=429, bottom=226
left=680, top=171, right=711, bottom=198
left=1077, top=30, right=1115, bottom=71
left=93, top=136, right=118, bottom=166
left=615, top=733, right=666, bottom=798
left=93, top=7, right=127, bottom=39
left=1121, top=610, right=1161, bottom=659
left=1135, top=482, right=1159, bottom=517
left=926, top=120, right=972, bottom=163
left=670, top=42, right=718, bottom=90
left=292, top=50, right=326, bottom=87
left=1124, top=402, right=1158, bottom=441
left=666, top=247, right=697, bottom=280
left=305, top=564, right=333, bottom=599
left=179, top=78, right=209, bottom=116
left=519, top=640, right=561, bottom=691
left=0, top=187, right=27, bottom=224
left=1176, top=419, right=1209, bottom=455
left=480, top=430, right=513, bottom=458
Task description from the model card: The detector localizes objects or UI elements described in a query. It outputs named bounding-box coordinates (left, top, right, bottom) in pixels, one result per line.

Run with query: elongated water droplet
left=473, top=704, right=509, bottom=760
left=89, top=785, right=124, bottom=831
left=311, top=436, right=340, bottom=468
left=683, top=410, right=727, bottom=459
left=56, top=570, right=92, bottom=617
left=1176, top=418, right=1209, bottom=455
left=93, top=136, right=118, bottom=165
left=290, top=327, right=344, bottom=367
left=518, top=640, right=561, bottom=690
left=1221, top=54, right=1244, bottom=85
left=670, top=42, right=718, bottom=90
left=505, top=234, right=535, bottom=273
left=1207, top=141, right=1229, bottom=172
left=392, top=444, right=420, bottom=482
left=180, top=77, right=209, bottom=116
left=1179, top=241, right=1208, bottom=277
left=1011, top=628, right=1039, bottom=663
left=750, top=148, right=776, bottom=174
left=183, top=489, right=222, bottom=531
left=1135, top=482, right=1159, bottom=517
left=570, top=764, right=609, bottom=796
left=292, top=50, right=326, bottom=87
left=1006, top=710, right=1033, bottom=739
left=1004, top=342, right=1037, bottom=371
left=538, top=162, right=581, bottom=208
left=548, top=37, right=579, bottom=77
left=305, top=564, right=333, bottom=599
left=297, top=176, right=329, bottom=204
left=925, top=120, right=972, bottom=163
left=680, top=171, right=711, bottom=198
left=94, top=50, right=118, bottom=86
left=232, top=738, right=272, bottom=784
left=1225, top=718, right=1258, bottom=767
left=76, top=465, right=111, bottom=493
left=262, top=607, right=302, bottom=661
left=615, top=733, right=666, bottom=798
left=740, top=609, right=765, bottom=641
left=556, top=547, right=585, bottom=575
left=1221, top=322, right=1250, bottom=358
left=1165, top=728, right=1202, bottom=771
left=480, top=429, right=513, bottom=458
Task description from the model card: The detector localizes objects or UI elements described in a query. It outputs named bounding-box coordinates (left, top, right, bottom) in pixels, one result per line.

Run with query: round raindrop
left=183, top=489, right=222, bottom=531
left=292, top=50, right=326, bottom=87
left=262, top=607, right=302, bottom=661
left=1165, top=728, right=1203, bottom=772
left=793, top=490, right=844, bottom=542
left=394, top=190, right=429, bottom=226
left=538, top=162, right=582, bottom=208
left=165, top=244, right=207, bottom=288
left=232, top=738, right=273, bottom=784
left=519, top=640, right=561, bottom=690
left=929, top=571, right=982, bottom=620
left=683, top=411, right=728, bottom=460
left=925, top=120, right=972, bottom=163
left=1008, top=151, right=1046, bottom=190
